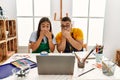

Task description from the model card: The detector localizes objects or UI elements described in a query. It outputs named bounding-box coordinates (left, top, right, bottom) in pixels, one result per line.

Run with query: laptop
left=36, top=54, right=75, bottom=75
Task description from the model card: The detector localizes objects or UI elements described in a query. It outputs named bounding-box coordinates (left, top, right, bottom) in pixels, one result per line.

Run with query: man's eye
left=61, top=25, right=65, bottom=27
left=66, top=25, right=70, bottom=27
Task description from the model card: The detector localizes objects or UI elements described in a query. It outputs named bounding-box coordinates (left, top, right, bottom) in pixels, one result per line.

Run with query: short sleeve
left=73, top=28, right=84, bottom=41
left=55, top=32, right=62, bottom=44
left=29, top=31, right=37, bottom=42
left=52, top=37, right=56, bottom=44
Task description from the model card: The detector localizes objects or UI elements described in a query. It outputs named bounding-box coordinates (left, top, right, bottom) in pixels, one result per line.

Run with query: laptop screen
left=36, top=55, right=75, bottom=75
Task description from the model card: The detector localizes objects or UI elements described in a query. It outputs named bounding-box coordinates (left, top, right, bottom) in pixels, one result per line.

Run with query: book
left=0, top=58, right=37, bottom=79
left=0, top=63, right=20, bottom=79
left=11, top=58, right=37, bottom=69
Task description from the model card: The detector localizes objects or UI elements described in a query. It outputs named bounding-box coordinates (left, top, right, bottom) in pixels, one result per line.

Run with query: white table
left=2, top=52, right=120, bottom=80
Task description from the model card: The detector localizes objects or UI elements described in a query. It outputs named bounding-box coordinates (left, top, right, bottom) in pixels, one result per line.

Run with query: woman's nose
left=43, top=27, right=48, bottom=31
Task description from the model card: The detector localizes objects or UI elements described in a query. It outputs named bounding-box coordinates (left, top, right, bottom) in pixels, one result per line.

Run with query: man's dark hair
left=61, top=17, right=71, bottom=22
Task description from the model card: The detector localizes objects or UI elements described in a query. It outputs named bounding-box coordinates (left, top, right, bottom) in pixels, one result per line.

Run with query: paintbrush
left=74, top=46, right=96, bottom=68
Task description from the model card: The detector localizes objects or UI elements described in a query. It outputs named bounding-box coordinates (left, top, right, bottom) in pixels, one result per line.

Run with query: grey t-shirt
left=29, top=31, right=56, bottom=44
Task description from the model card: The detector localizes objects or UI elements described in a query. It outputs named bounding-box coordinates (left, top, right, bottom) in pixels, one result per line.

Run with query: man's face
left=61, top=21, right=72, bottom=32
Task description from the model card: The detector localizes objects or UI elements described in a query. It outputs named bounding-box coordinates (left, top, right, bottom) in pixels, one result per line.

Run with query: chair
left=28, top=43, right=32, bottom=53
left=116, top=50, right=120, bottom=67
left=83, top=43, right=88, bottom=51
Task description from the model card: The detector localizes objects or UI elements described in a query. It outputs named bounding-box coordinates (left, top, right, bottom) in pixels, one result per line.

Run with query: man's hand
left=62, top=30, right=71, bottom=39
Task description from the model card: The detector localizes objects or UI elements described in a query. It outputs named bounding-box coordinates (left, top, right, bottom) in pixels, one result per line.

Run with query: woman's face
left=40, top=21, right=50, bottom=31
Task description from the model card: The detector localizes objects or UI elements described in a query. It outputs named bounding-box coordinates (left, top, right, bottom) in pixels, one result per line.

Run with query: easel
left=54, top=0, right=69, bottom=21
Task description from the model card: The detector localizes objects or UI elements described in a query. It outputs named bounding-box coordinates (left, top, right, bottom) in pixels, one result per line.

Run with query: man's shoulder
left=55, top=32, right=62, bottom=40
left=72, top=28, right=82, bottom=33
left=56, top=32, right=62, bottom=36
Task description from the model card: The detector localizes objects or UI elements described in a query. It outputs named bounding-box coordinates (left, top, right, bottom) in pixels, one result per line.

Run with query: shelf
left=6, top=20, right=16, bottom=38
left=0, top=51, right=15, bottom=65
left=0, top=19, right=17, bottom=63
left=0, top=42, right=7, bottom=63
left=7, top=51, right=15, bottom=58
left=7, top=38, right=17, bottom=52
left=0, top=40, right=6, bottom=44
left=7, top=36, right=17, bottom=41
left=0, top=36, right=17, bottom=44
left=0, top=20, right=6, bottom=41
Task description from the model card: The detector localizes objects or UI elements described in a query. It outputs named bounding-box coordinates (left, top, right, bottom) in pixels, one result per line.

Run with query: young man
left=56, top=17, right=84, bottom=53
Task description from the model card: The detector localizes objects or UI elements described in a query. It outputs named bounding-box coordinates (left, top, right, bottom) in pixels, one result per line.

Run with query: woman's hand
left=39, top=30, right=45, bottom=38
left=44, top=30, right=52, bottom=39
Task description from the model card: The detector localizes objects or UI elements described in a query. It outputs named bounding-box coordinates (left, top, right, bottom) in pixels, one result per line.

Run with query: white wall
left=103, top=0, right=120, bottom=60
left=0, top=0, right=17, bottom=19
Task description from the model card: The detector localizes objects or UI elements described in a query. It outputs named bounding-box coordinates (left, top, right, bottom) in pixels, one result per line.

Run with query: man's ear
left=71, top=24, right=73, bottom=27
left=71, top=21, right=74, bottom=27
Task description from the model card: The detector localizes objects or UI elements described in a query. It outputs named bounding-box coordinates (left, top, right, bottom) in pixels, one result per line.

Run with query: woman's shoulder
left=30, top=31, right=37, bottom=39
left=29, top=31, right=37, bottom=42
left=32, top=31, right=37, bottom=34
left=31, top=31, right=37, bottom=36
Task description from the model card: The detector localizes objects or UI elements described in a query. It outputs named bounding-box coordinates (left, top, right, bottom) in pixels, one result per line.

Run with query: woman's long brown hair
left=36, top=17, right=53, bottom=40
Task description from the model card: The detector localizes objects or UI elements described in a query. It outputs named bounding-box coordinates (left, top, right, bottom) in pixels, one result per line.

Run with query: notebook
left=36, top=55, right=75, bottom=75
left=11, top=58, right=37, bottom=69
left=0, top=58, right=37, bottom=79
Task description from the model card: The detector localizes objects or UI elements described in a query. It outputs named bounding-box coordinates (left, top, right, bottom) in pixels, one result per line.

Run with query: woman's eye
left=42, top=26, right=45, bottom=28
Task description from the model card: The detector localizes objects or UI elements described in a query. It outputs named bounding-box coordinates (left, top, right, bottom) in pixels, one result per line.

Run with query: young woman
left=29, top=17, right=56, bottom=53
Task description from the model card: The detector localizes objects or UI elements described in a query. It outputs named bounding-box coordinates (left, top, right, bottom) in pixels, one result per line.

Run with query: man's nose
left=64, top=27, right=67, bottom=30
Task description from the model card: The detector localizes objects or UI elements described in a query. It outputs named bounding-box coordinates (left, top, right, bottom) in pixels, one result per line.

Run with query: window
left=72, top=18, right=88, bottom=43
left=16, top=0, right=50, bottom=46
left=34, top=0, right=50, bottom=16
left=16, top=0, right=33, bottom=16
left=90, top=0, right=106, bottom=17
left=72, top=0, right=106, bottom=46
left=17, top=18, right=33, bottom=46
left=17, top=0, right=106, bottom=46
left=72, top=0, right=89, bottom=17
left=88, top=18, right=104, bottom=46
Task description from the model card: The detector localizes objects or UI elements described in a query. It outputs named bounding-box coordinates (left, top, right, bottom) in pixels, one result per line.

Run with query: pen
left=78, top=68, right=95, bottom=77
left=98, top=46, right=104, bottom=54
